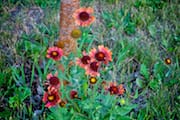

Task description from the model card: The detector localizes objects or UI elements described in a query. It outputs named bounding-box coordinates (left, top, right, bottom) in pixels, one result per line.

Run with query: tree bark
left=58, top=0, right=80, bottom=56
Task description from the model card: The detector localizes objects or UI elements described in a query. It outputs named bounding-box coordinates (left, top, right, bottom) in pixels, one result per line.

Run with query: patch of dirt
left=9, top=6, right=44, bottom=36
left=0, top=6, right=44, bottom=66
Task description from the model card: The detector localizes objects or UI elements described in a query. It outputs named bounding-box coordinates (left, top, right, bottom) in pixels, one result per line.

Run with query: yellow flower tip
left=60, top=102, right=65, bottom=107
left=119, top=98, right=126, bottom=105
left=59, top=100, right=66, bottom=107
left=56, top=40, right=65, bottom=49
left=71, top=29, right=82, bottom=39
left=165, top=58, right=171, bottom=65
left=56, top=39, right=71, bottom=49
left=89, top=77, right=97, bottom=84
left=74, top=94, right=78, bottom=98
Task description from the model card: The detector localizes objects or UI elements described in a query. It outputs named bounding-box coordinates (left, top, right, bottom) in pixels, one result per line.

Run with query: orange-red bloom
left=70, top=90, right=78, bottom=99
left=45, top=73, right=60, bottom=91
left=46, top=46, right=63, bottom=61
left=89, top=45, right=112, bottom=64
left=73, top=7, right=95, bottom=27
left=105, top=82, right=125, bottom=96
left=42, top=90, right=61, bottom=108
left=63, top=80, right=70, bottom=86
left=85, top=61, right=101, bottom=77
left=76, top=51, right=91, bottom=69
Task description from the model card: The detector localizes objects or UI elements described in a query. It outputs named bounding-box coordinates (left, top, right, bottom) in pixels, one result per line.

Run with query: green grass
left=0, top=0, right=179, bottom=119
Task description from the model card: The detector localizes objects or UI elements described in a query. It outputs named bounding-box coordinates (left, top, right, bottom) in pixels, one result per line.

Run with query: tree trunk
left=57, top=0, right=80, bottom=56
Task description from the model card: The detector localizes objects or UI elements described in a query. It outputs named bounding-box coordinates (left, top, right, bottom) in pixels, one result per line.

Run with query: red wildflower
left=73, top=7, right=95, bottom=27
left=89, top=45, right=112, bottom=64
left=46, top=46, right=63, bottom=61
left=42, top=90, right=61, bottom=108
left=45, top=73, right=60, bottom=91
left=105, top=82, right=125, bottom=96
left=85, top=61, right=101, bottom=77
left=70, top=90, right=78, bottom=99
left=76, top=51, right=91, bottom=69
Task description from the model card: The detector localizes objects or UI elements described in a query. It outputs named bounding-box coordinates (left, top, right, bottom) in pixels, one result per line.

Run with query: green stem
left=75, top=112, right=89, bottom=120
left=73, top=102, right=81, bottom=113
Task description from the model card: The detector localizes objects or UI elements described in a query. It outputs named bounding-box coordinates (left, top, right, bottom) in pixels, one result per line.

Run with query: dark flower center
left=90, top=62, right=99, bottom=72
left=48, top=95, right=56, bottom=102
left=49, top=76, right=59, bottom=85
left=109, top=86, right=118, bottom=94
left=51, top=51, right=59, bottom=58
left=95, top=52, right=105, bottom=61
left=81, top=55, right=91, bottom=64
left=79, top=12, right=90, bottom=21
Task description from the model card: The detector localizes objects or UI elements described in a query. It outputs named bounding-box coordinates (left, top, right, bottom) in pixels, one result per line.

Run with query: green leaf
left=49, top=107, right=71, bottom=120
left=133, top=89, right=139, bottom=99
left=0, top=108, right=11, bottom=118
left=153, top=62, right=165, bottom=79
left=124, top=22, right=136, bottom=35
left=149, top=79, right=159, bottom=90
left=0, top=72, right=5, bottom=85
left=82, top=82, right=88, bottom=97
left=19, top=87, right=31, bottom=102
left=136, top=78, right=144, bottom=88
left=137, top=109, right=146, bottom=120
left=9, top=96, right=19, bottom=108
left=165, top=79, right=178, bottom=87
left=134, top=1, right=142, bottom=8
left=9, top=87, right=31, bottom=108
left=140, top=64, right=149, bottom=79
left=116, top=104, right=138, bottom=116
left=148, top=24, right=157, bottom=37
left=117, top=115, right=131, bottom=120
left=165, top=69, right=172, bottom=77
left=24, top=40, right=42, bottom=54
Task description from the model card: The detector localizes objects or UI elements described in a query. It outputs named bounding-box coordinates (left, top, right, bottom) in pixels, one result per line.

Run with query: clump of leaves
left=147, top=86, right=179, bottom=119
